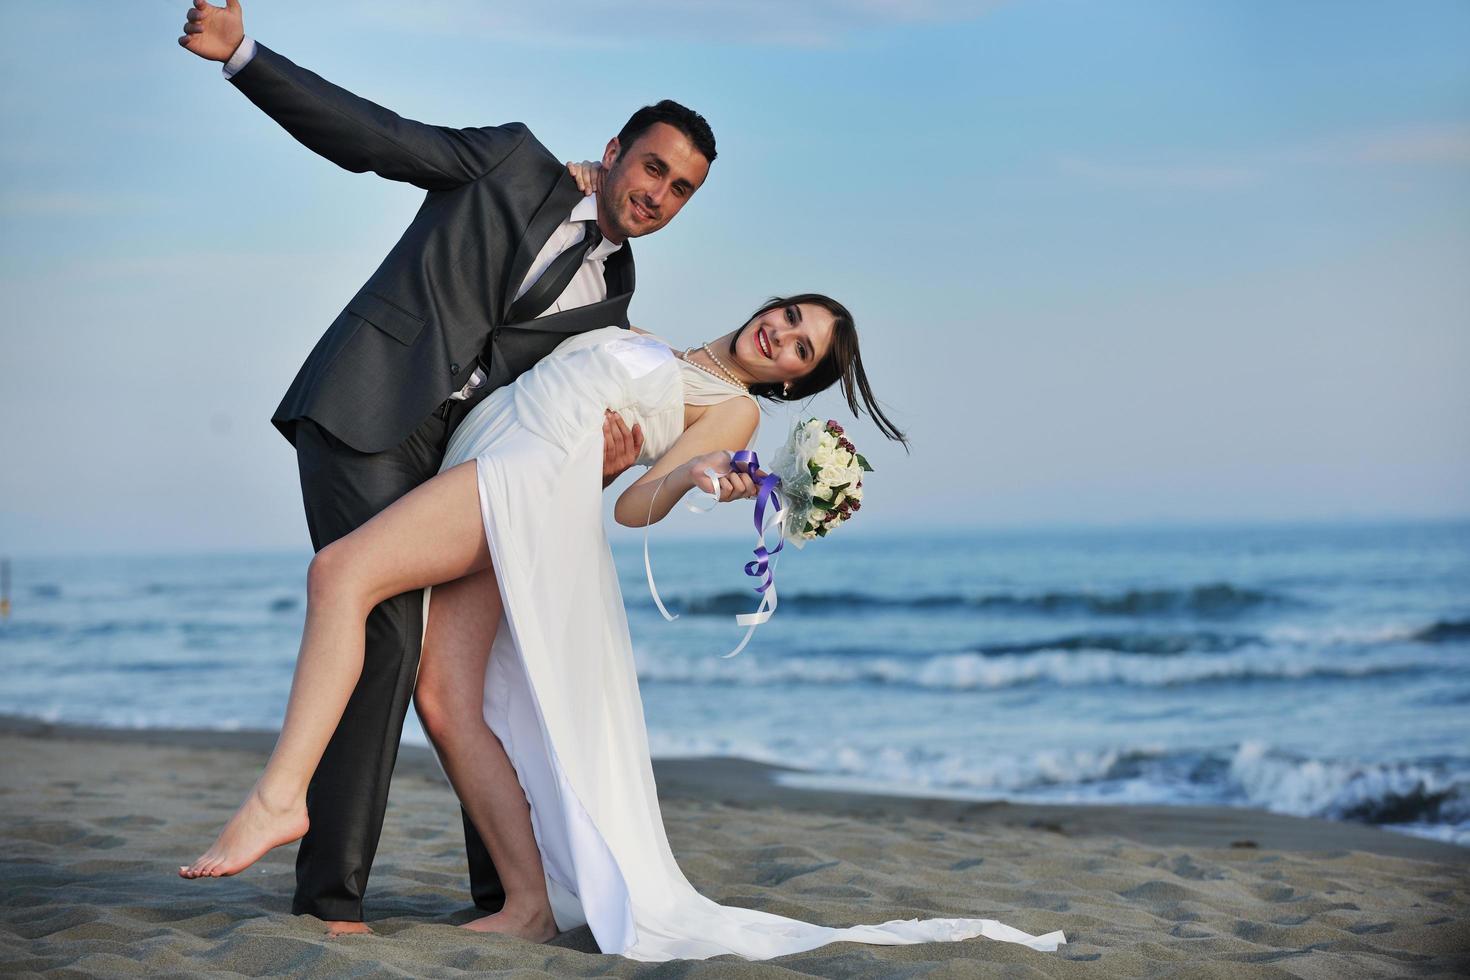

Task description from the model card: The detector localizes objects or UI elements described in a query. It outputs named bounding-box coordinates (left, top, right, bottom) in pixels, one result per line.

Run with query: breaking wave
left=663, top=582, right=1295, bottom=619
left=633, top=644, right=1453, bottom=690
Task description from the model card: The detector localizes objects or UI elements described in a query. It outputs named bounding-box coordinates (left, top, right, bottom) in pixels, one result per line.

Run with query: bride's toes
left=178, top=856, right=210, bottom=879
left=180, top=847, right=220, bottom=879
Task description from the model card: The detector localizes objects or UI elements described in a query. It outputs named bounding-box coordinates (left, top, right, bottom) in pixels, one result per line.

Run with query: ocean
left=2, top=520, right=1467, bottom=845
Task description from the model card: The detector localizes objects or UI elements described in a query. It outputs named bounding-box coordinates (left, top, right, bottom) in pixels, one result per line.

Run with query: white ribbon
left=642, top=463, right=784, bottom=657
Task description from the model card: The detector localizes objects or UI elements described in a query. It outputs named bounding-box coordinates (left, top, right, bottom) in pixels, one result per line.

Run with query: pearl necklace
left=679, top=344, right=749, bottom=393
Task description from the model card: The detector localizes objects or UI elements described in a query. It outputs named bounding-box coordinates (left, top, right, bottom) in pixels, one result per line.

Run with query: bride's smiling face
left=725, top=302, right=837, bottom=386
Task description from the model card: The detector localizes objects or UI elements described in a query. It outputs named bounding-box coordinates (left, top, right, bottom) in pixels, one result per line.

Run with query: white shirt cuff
left=222, top=36, right=257, bottom=80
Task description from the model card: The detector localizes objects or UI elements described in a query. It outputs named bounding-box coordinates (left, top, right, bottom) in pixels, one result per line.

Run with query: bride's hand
left=565, top=160, right=605, bottom=196
left=686, top=452, right=760, bottom=502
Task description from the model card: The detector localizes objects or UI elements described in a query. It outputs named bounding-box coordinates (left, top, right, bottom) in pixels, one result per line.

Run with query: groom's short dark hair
left=618, top=100, right=717, bottom=164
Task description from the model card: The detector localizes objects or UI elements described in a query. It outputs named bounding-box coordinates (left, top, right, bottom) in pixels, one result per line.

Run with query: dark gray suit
left=229, top=43, right=634, bottom=921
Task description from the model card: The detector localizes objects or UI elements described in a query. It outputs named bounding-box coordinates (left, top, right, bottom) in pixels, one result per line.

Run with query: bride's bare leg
left=180, top=461, right=490, bottom=879
left=415, top=570, right=556, bottom=943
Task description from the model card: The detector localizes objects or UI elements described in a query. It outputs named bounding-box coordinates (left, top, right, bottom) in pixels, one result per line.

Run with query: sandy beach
left=1, top=717, right=1466, bottom=978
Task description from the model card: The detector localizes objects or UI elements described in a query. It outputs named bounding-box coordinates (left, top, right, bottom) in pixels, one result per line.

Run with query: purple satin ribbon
left=642, top=450, right=787, bottom=658
left=729, top=451, right=783, bottom=594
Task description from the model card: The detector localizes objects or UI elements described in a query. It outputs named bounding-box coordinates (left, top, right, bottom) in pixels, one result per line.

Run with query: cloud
left=1322, top=122, right=1470, bottom=166
left=0, top=191, right=159, bottom=216
left=1055, top=122, right=1470, bottom=192
left=359, top=0, right=1008, bottom=48
left=1053, top=155, right=1262, bottom=190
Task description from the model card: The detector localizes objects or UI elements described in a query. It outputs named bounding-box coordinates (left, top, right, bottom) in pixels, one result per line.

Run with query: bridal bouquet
left=769, top=418, right=873, bottom=547
left=643, top=417, right=871, bottom=656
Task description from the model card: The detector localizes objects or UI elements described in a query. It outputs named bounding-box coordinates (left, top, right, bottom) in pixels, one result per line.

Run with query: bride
left=179, top=296, right=1066, bottom=961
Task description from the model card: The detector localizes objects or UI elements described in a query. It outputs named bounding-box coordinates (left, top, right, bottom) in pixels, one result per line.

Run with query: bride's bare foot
left=178, top=783, right=309, bottom=879
left=461, top=902, right=558, bottom=944
left=325, top=920, right=374, bottom=937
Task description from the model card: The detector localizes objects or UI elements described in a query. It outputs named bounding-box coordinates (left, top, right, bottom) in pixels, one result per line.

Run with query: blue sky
left=1, top=0, right=1467, bottom=553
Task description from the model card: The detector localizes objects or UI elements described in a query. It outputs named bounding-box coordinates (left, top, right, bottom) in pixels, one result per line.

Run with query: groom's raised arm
left=179, top=0, right=528, bottom=191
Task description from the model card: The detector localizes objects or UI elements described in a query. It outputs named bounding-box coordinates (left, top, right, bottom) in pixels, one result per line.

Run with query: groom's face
left=597, top=123, right=710, bottom=243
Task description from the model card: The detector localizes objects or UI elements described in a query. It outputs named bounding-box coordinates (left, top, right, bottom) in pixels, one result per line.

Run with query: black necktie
left=506, top=221, right=603, bottom=323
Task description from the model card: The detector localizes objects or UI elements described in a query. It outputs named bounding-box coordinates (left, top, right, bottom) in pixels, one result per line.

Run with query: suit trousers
left=290, top=407, right=506, bottom=922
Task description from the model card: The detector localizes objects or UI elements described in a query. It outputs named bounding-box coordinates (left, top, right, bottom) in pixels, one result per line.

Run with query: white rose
left=830, top=491, right=846, bottom=509
left=811, top=482, right=833, bottom=500
left=818, top=431, right=839, bottom=451
left=817, top=461, right=849, bottom=487
left=810, top=444, right=836, bottom=468
left=845, top=463, right=864, bottom=487
left=847, top=482, right=863, bottom=502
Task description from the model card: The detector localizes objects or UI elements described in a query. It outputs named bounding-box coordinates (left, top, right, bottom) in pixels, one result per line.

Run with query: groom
left=179, top=0, right=715, bottom=933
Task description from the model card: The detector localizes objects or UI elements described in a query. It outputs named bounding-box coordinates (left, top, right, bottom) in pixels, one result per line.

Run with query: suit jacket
left=229, top=44, right=635, bottom=454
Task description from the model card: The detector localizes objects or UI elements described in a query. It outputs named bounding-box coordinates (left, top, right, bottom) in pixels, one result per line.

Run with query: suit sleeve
left=228, top=43, right=528, bottom=191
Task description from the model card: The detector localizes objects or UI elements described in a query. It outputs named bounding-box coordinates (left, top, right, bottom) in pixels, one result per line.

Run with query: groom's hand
left=601, top=410, right=644, bottom=488
left=178, top=0, right=245, bottom=63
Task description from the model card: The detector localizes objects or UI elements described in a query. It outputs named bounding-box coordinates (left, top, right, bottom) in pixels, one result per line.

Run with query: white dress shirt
left=223, top=38, right=625, bottom=400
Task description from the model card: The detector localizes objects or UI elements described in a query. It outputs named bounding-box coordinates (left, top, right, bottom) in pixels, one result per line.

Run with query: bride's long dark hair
left=739, top=294, right=908, bottom=447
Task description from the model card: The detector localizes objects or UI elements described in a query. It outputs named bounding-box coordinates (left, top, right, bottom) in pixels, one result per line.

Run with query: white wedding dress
left=430, top=325, right=1066, bottom=961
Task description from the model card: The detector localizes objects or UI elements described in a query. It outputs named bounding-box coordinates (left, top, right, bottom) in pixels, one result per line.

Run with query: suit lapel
left=501, top=174, right=585, bottom=322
